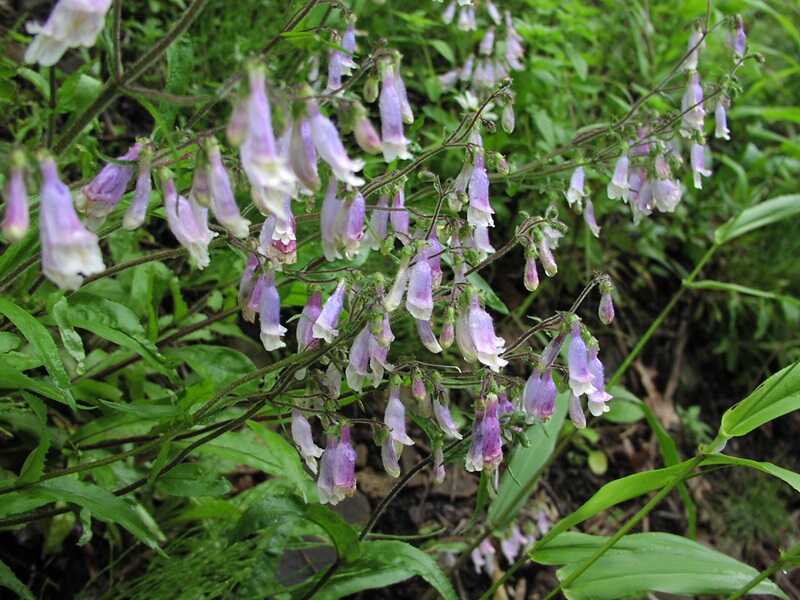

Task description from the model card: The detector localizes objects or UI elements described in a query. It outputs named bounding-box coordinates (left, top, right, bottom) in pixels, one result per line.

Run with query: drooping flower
left=345, top=325, right=378, bottom=392
left=465, top=293, right=508, bottom=372
left=353, top=105, right=383, bottom=155
left=479, top=27, right=496, bottom=56
left=384, top=252, right=411, bottom=312
left=289, top=117, right=320, bottom=192
left=385, top=389, right=415, bottom=446
left=457, top=5, right=477, bottom=31
left=598, top=283, right=615, bottom=325
left=394, top=62, right=414, bottom=125
left=81, top=143, right=141, bottom=223
left=189, top=161, right=211, bottom=207
left=565, top=166, right=588, bottom=208
left=163, top=174, right=217, bottom=269
left=471, top=538, right=496, bottom=575
left=500, top=524, right=531, bottom=564
left=258, top=270, right=287, bottom=351
left=313, top=280, right=347, bottom=343
left=390, top=186, right=410, bottom=241
left=731, top=15, right=746, bottom=59
left=297, top=290, right=322, bottom=352
left=122, top=146, right=152, bottom=230
left=481, top=395, right=503, bottom=471
left=412, top=370, right=427, bottom=402
left=584, top=199, right=601, bottom=238
left=38, top=155, right=105, bottom=290
left=472, top=224, right=496, bottom=257
left=501, top=103, right=515, bottom=134
left=367, top=195, right=390, bottom=251
left=567, top=324, right=596, bottom=397
left=317, top=425, right=357, bottom=505
left=690, top=143, right=711, bottom=189
left=259, top=202, right=297, bottom=268
left=715, top=98, right=731, bottom=141
left=681, top=72, right=705, bottom=133
left=291, top=410, right=324, bottom=474
left=523, top=368, right=557, bottom=421
left=504, top=10, right=525, bottom=70
left=433, top=398, right=462, bottom=439
left=379, top=59, right=412, bottom=162
left=1, top=153, right=29, bottom=242
left=486, top=0, right=501, bottom=24
left=334, top=192, right=366, bottom=259
left=424, top=232, right=444, bottom=288
left=406, top=252, right=434, bottom=321
left=205, top=137, right=250, bottom=238
left=568, top=392, right=586, bottom=429
left=465, top=408, right=485, bottom=472
left=238, top=254, right=260, bottom=323
left=324, top=363, right=342, bottom=399
left=684, top=26, right=704, bottom=72
left=538, top=236, right=558, bottom=278
left=467, top=152, right=494, bottom=228
left=440, top=308, right=455, bottom=350
left=24, top=0, right=112, bottom=67
left=321, top=179, right=343, bottom=261
left=442, top=1, right=456, bottom=24
left=416, top=319, right=443, bottom=353
left=587, top=346, right=613, bottom=416
left=606, top=155, right=630, bottom=201
left=652, top=156, right=683, bottom=213
left=308, top=100, right=365, bottom=187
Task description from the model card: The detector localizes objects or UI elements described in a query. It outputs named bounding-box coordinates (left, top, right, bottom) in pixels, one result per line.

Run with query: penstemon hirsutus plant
left=0, top=1, right=796, bottom=599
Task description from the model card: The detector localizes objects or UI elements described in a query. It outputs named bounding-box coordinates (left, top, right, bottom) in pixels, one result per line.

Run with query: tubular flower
left=81, top=143, right=141, bottom=223
left=565, top=166, right=588, bottom=208
left=259, top=200, right=297, bottom=268
left=681, top=72, right=705, bottom=133
left=379, top=60, right=412, bottom=162
left=583, top=199, right=601, bottom=238
left=313, top=280, right=347, bottom=343
left=457, top=5, right=477, bottom=31
left=442, top=1, right=456, bottom=24
left=467, top=152, right=494, bottom=228
left=390, top=187, right=410, bottom=240
left=321, top=179, right=343, bottom=261
left=163, top=175, right=217, bottom=269
left=715, top=98, right=731, bottom=141
left=598, top=282, right=615, bottom=325
left=501, top=525, right=532, bottom=564
left=24, top=0, right=112, bottom=66
left=567, top=324, right=597, bottom=397
left=472, top=224, right=496, bottom=257
left=538, top=236, right=558, bottom=278
left=502, top=103, right=515, bottom=134
left=122, top=146, right=153, bottom=230
left=240, top=67, right=295, bottom=214
left=504, top=10, right=525, bottom=70
left=345, top=326, right=371, bottom=391
left=238, top=254, right=260, bottom=323
left=606, top=155, right=630, bottom=201
left=205, top=138, right=250, bottom=238
left=39, top=156, right=105, bottom=290
left=289, top=117, right=320, bottom=192
left=424, top=232, right=444, bottom=288
left=464, top=408, right=485, bottom=472
left=353, top=108, right=383, bottom=155
left=297, top=290, right=322, bottom=351
left=317, top=426, right=357, bottom=505
left=486, top=0, right=502, bottom=24
left=406, top=252, right=434, bottom=321
left=2, top=153, right=29, bottom=242
left=307, top=100, right=365, bottom=187
left=465, top=293, right=508, bottom=372
left=394, top=62, right=414, bottom=125
left=471, top=539, right=496, bottom=575
left=731, top=16, right=746, bottom=59
left=684, top=27, right=704, bottom=72
left=690, top=143, right=711, bottom=189
left=385, top=390, right=415, bottom=446
left=383, top=252, right=411, bottom=312
left=479, top=27, right=496, bottom=56
left=523, top=368, right=557, bottom=421
left=568, top=392, right=587, bottom=429
left=291, top=410, right=324, bottom=474
left=433, top=445, right=446, bottom=484
left=481, top=395, right=503, bottom=471
left=433, top=398, right=462, bottom=440
left=440, top=308, right=455, bottom=350
left=258, top=270, right=287, bottom=351
left=368, top=195, right=390, bottom=251
left=587, top=346, right=613, bottom=416
left=334, top=192, right=366, bottom=259
left=416, top=319, right=443, bottom=353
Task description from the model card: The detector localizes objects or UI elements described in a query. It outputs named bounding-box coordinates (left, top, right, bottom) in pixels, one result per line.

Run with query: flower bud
left=523, top=248, right=539, bottom=292
left=598, top=282, right=615, bottom=325
left=122, top=146, right=152, bottom=230
left=81, top=143, right=141, bottom=223
left=2, top=153, right=29, bottom=242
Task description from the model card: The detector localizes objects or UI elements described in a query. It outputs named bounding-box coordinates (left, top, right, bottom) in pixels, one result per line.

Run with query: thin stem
left=727, top=542, right=799, bottom=600
left=46, top=67, right=57, bottom=148
left=112, top=0, right=123, bottom=81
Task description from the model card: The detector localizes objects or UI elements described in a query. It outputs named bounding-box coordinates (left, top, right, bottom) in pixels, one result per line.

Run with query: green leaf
left=17, top=393, right=51, bottom=484
left=316, top=541, right=457, bottom=600
left=685, top=280, right=800, bottom=307
left=532, top=532, right=787, bottom=599
left=165, top=345, right=256, bottom=389
left=0, top=332, right=21, bottom=353
left=702, top=454, right=800, bottom=494
left=603, top=386, right=644, bottom=423
left=715, top=195, right=800, bottom=245
left=429, top=40, right=455, bottom=64
left=32, top=478, right=165, bottom=551
left=489, top=392, right=567, bottom=529
left=158, top=463, right=232, bottom=497
left=0, top=558, right=34, bottom=600
left=52, top=297, right=86, bottom=372
left=729, top=105, right=800, bottom=124
left=0, top=365, right=66, bottom=403
left=0, top=296, right=75, bottom=409
left=719, top=362, right=800, bottom=440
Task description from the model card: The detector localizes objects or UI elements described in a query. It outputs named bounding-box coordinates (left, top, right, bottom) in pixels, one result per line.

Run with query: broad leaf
left=158, top=463, right=232, bottom=497
left=0, top=558, right=34, bottom=600
left=17, top=393, right=51, bottom=484
left=703, top=454, right=800, bottom=494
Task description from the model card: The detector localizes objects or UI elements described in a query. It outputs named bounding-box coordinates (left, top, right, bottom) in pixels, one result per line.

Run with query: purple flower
left=587, top=346, right=613, bottom=416
left=568, top=392, right=586, bottom=429
left=383, top=253, right=410, bottom=312
left=486, top=0, right=502, bottom=24
left=607, top=155, right=629, bottom=201
left=500, top=524, right=531, bottom=564
left=381, top=435, right=401, bottom=478
left=259, top=203, right=297, bottom=268
left=481, top=395, right=503, bottom=471
left=424, top=232, right=444, bottom=288
left=368, top=315, right=395, bottom=386
left=440, top=310, right=455, bottom=350
left=653, top=175, right=683, bottom=213
left=394, top=62, right=414, bottom=125
left=471, top=538, right=496, bottom=575
left=289, top=117, right=320, bottom=192
left=690, top=143, right=711, bottom=190
left=468, top=153, right=494, bottom=228
left=599, top=288, right=615, bottom=325
left=81, top=143, right=140, bottom=222
left=24, top=0, right=112, bottom=66
left=122, top=147, right=152, bottom=230
left=416, top=319, right=443, bottom=353
left=321, top=179, right=343, bottom=261
left=39, top=156, right=105, bottom=290
left=433, top=445, right=446, bottom=484
left=354, top=106, right=383, bottom=155
left=681, top=72, right=705, bottom=133
left=523, top=368, right=557, bottom=421
left=313, top=280, right=347, bottom=343
left=325, top=363, right=342, bottom=399
left=465, top=408, right=485, bottom=472
left=501, top=103, right=515, bottom=134
left=583, top=198, right=601, bottom=238
left=390, top=188, right=410, bottom=240
left=458, top=5, right=477, bottom=31
left=466, top=293, right=508, bottom=372
left=385, top=390, right=415, bottom=446
left=684, top=27, right=703, bottom=71
left=498, top=392, right=514, bottom=417
left=433, top=398, right=462, bottom=439
left=190, top=162, right=211, bottom=207
left=345, top=326, right=371, bottom=391
left=379, top=60, right=412, bottom=162
left=163, top=175, right=217, bottom=269
left=334, top=192, right=366, bottom=259
left=504, top=11, right=525, bottom=70
left=297, top=290, right=322, bottom=351
left=238, top=254, right=260, bottom=323
left=567, top=324, right=596, bottom=397
left=472, top=224, right=496, bottom=256
left=479, top=27, right=496, bottom=56
left=2, top=154, right=29, bottom=242
left=258, top=270, right=287, bottom=351
left=318, top=426, right=357, bottom=505
left=308, top=100, right=364, bottom=187
left=442, top=1, right=456, bottom=24
left=368, top=195, right=390, bottom=251
left=412, top=371, right=427, bottom=402
left=538, top=236, right=558, bottom=278
left=565, top=166, right=588, bottom=208
left=406, top=252, right=434, bottom=320
left=291, top=410, right=324, bottom=474
left=205, top=138, right=250, bottom=238
left=459, top=54, right=475, bottom=82
left=715, top=99, right=731, bottom=141
left=541, top=333, right=566, bottom=368
left=731, top=16, right=746, bottom=59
